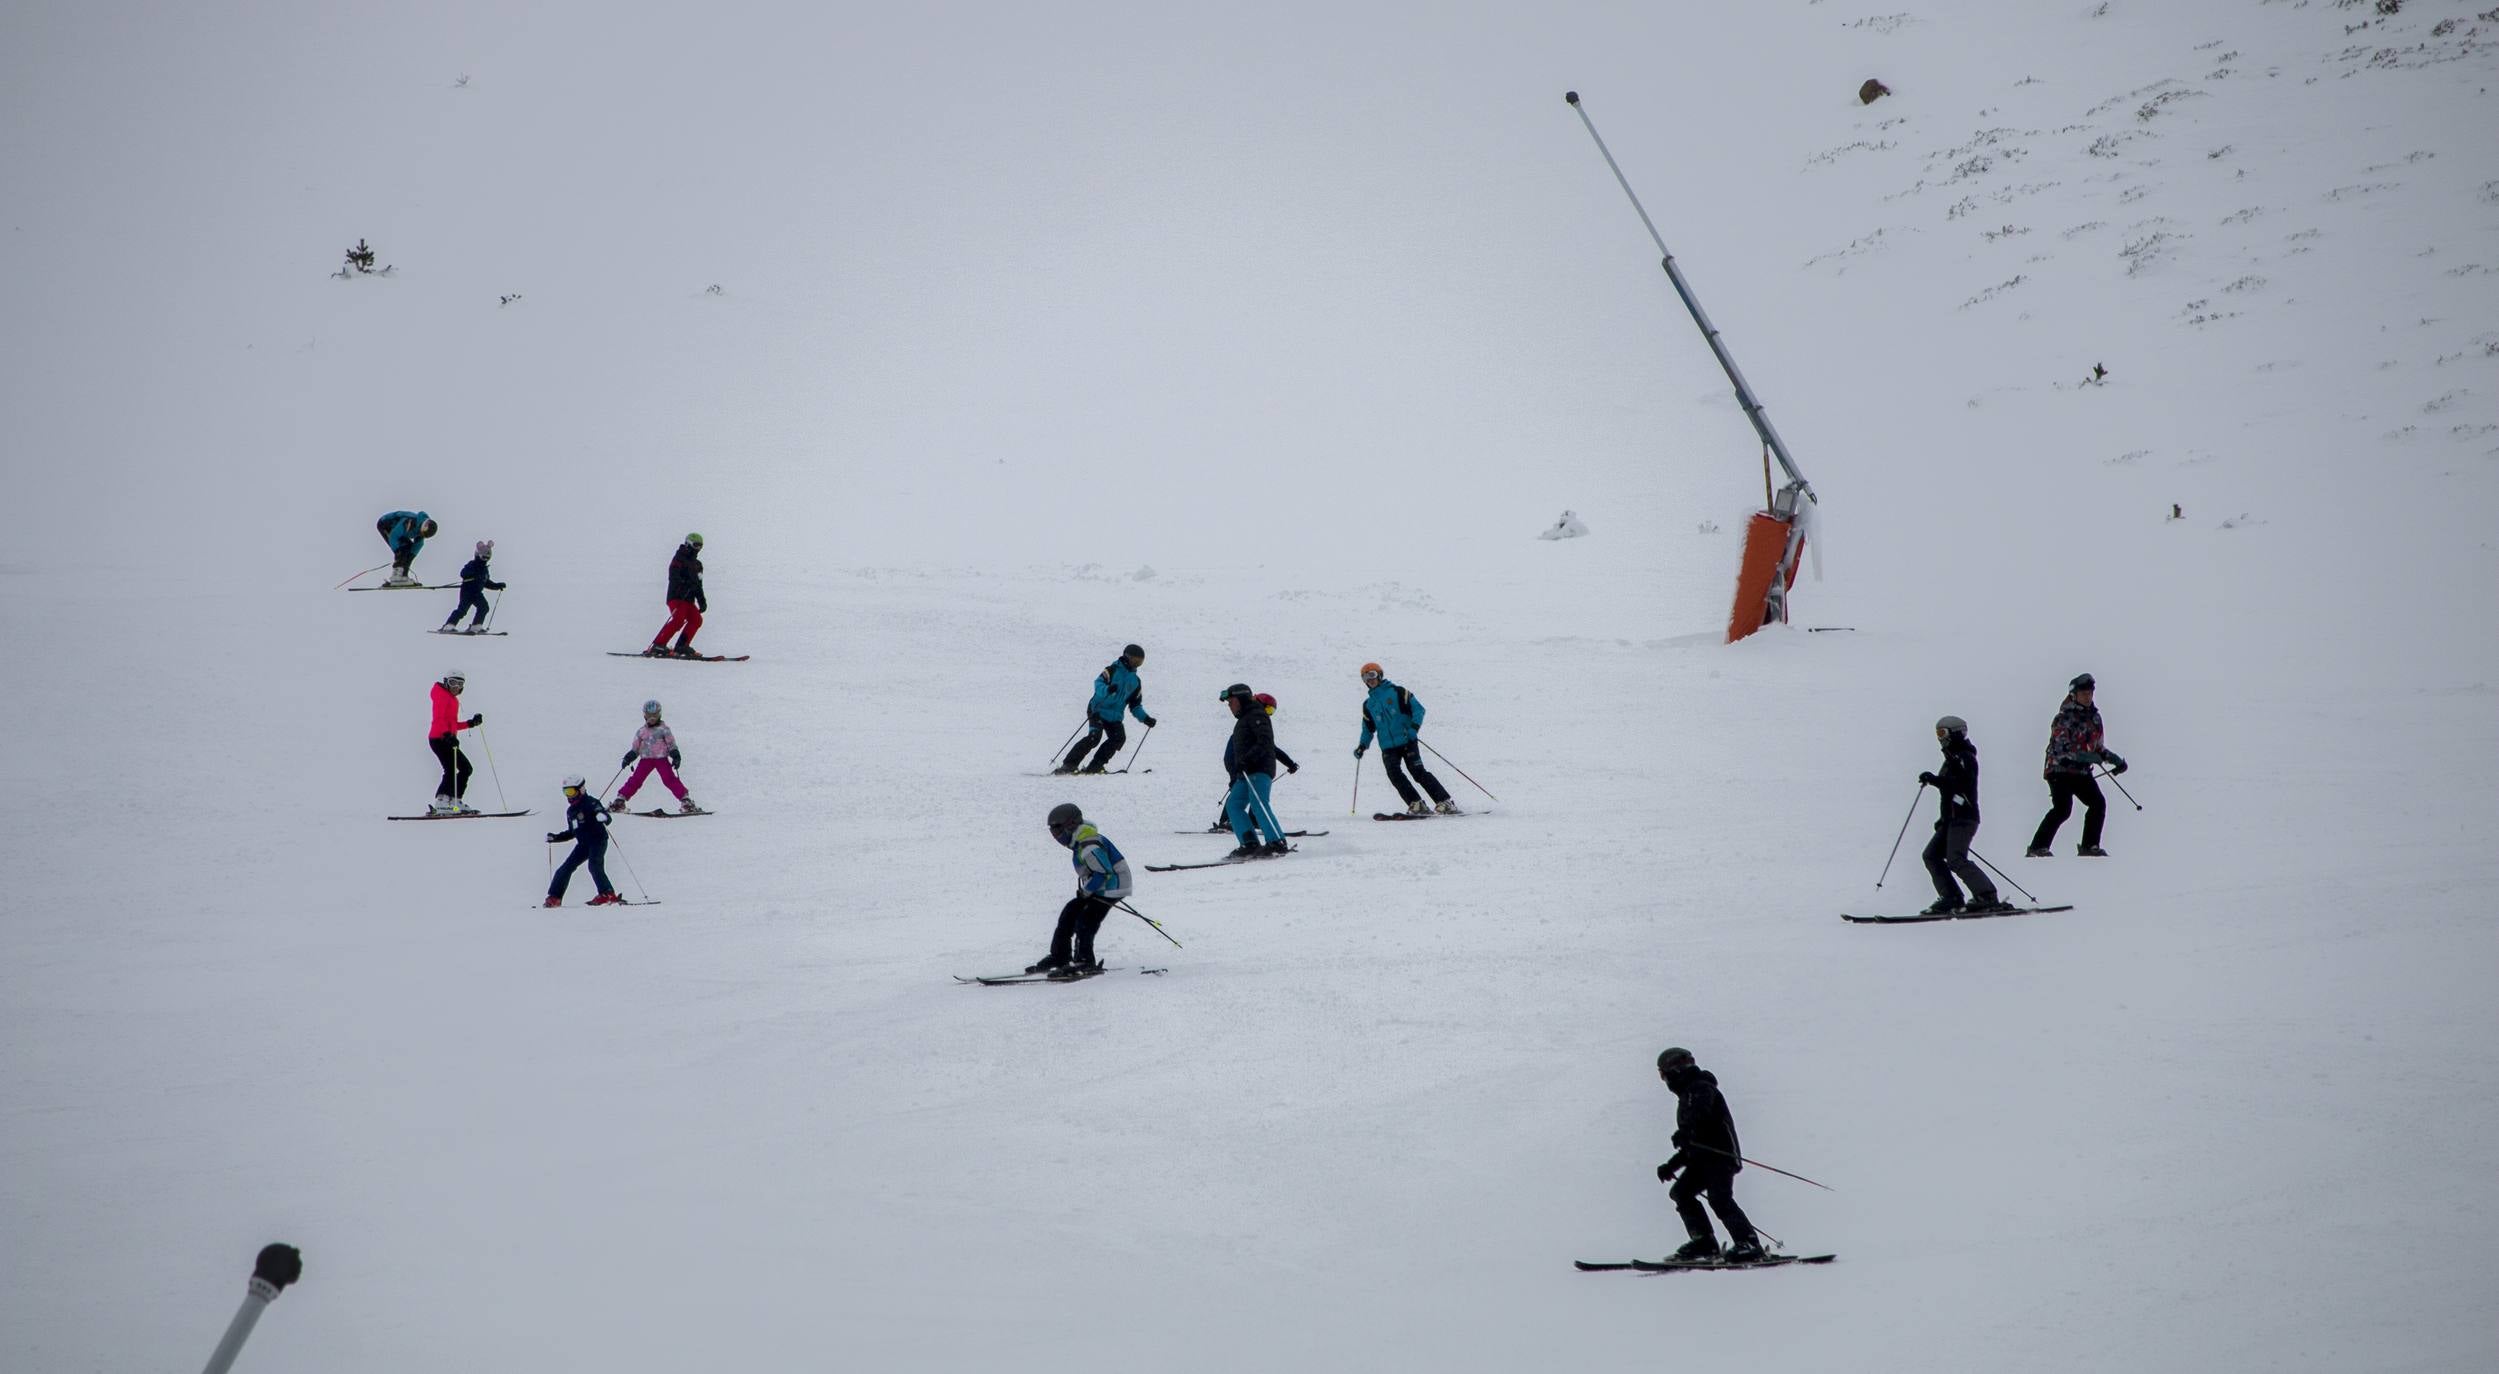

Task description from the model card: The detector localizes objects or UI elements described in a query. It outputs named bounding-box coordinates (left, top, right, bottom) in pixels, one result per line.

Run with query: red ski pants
left=653, top=599, right=703, bottom=649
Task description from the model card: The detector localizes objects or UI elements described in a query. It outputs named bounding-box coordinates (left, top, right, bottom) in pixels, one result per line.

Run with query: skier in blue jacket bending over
left=1027, top=802, right=1133, bottom=977
left=1356, top=661, right=1457, bottom=815
left=1055, top=643, right=1157, bottom=775
left=375, top=510, right=438, bottom=586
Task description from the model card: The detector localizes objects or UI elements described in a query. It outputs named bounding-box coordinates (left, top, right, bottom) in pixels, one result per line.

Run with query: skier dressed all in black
left=1656, top=1046, right=1763, bottom=1263
left=544, top=775, right=623, bottom=907
left=2027, top=672, right=2127, bottom=857
left=441, top=540, right=506, bottom=632
left=1918, top=715, right=2011, bottom=915
left=1025, top=803, right=1133, bottom=977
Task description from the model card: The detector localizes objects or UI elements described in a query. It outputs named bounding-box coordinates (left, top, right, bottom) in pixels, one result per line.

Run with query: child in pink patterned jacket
left=613, top=699, right=700, bottom=814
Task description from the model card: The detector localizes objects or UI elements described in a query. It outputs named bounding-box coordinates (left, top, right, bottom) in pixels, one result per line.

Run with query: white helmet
left=443, top=669, right=466, bottom=687
left=561, top=774, right=586, bottom=791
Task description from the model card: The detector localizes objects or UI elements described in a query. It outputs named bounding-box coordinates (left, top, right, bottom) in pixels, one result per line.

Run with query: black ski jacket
left=457, top=557, right=506, bottom=592
left=1930, top=737, right=1980, bottom=826
left=549, top=793, right=610, bottom=844
left=1665, top=1067, right=1742, bottom=1176
left=666, top=544, right=706, bottom=609
left=1228, top=704, right=1278, bottom=776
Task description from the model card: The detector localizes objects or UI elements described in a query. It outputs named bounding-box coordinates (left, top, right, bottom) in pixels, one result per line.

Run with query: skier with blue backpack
left=1025, top=802, right=1133, bottom=976
left=1355, top=662, right=1456, bottom=815
left=1055, top=644, right=1157, bottom=775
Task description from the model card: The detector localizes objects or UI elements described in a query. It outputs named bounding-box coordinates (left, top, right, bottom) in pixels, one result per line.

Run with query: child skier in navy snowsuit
left=1058, top=644, right=1156, bottom=774
left=545, top=777, right=623, bottom=907
left=442, top=540, right=506, bottom=631
left=1028, top=803, right=1133, bottom=976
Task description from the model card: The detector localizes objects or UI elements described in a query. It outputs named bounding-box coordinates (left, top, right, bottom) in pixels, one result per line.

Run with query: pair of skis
left=607, top=651, right=750, bottom=663
left=954, top=966, right=1168, bottom=986
left=1371, top=808, right=1479, bottom=822
left=1841, top=904, right=2072, bottom=924
left=1575, top=1253, right=1834, bottom=1273
left=387, top=809, right=531, bottom=821
left=1145, top=845, right=1297, bottom=873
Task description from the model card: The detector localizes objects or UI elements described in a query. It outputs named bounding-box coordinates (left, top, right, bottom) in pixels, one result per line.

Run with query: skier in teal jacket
left=1355, top=662, right=1455, bottom=815
left=1056, top=644, right=1157, bottom=774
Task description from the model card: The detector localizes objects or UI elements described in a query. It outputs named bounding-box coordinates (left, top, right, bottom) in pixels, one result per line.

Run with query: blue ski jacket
left=1087, top=661, right=1151, bottom=726
left=1065, top=822, right=1134, bottom=900
left=1356, top=680, right=1425, bottom=751
left=377, top=510, right=433, bottom=559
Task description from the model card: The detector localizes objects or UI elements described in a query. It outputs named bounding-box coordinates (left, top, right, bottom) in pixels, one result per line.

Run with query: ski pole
left=200, top=1243, right=302, bottom=1374
left=2096, top=766, right=2144, bottom=811
left=333, top=562, right=390, bottom=590
left=1686, top=1141, right=1833, bottom=1191
left=1969, top=850, right=2038, bottom=905
left=1117, top=723, right=1154, bottom=774
left=606, top=826, right=652, bottom=902
left=600, top=765, right=627, bottom=805
left=1876, top=782, right=1925, bottom=889
left=472, top=727, right=509, bottom=811
left=1048, top=719, right=1088, bottom=770
left=483, top=584, right=505, bottom=631
left=1418, top=738, right=1498, bottom=802
left=1350, top=756, right=1361, bottom=815
left=1117, top=899, right=1182, bottom=948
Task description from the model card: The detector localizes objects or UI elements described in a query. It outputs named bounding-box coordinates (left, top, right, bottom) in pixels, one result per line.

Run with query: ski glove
left=667, top=749, right=681, bottom=766
left=1141, top=716, right=1158, bottom=729
left=467, top=713, right=484, bottom=727
left=1918, top=771, right=1940, bottom=787
left=621, top=752, right=637, bottom=769
left=1657, top=1162, right=1679, bottom=1183
left=1285, top=761, right=1299, bottom=775
left=545, top=832, right=562, bottom=843
left=1354, top=745, right=1368, bottom=758
left=2106, top=754, right=2128, bottom=774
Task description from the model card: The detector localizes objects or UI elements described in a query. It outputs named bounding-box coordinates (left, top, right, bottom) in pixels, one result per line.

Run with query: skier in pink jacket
left=613, top=699, right=700, bottom=814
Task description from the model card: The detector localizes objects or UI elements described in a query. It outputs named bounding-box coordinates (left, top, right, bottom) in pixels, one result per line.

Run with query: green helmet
left=685, top=532, right=704, bottom=547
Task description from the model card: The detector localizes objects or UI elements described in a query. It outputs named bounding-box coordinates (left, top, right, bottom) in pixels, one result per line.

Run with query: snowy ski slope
left=4, top=1, right=2496, bottom=1370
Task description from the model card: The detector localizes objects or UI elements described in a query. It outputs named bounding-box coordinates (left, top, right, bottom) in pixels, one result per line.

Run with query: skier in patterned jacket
left=1355, top=662, right=1455, bottom=815
left=1057, top=644, right=1157, bottom=774
left=612, top=699, right=699, bottom=814
left=1027, top=803, right=1133, bottom=976
left=2027, top=673, right=2127, bottom=857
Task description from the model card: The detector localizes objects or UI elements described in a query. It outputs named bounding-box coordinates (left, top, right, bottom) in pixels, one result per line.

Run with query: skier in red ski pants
left=647, top=533, right=706, bottom=657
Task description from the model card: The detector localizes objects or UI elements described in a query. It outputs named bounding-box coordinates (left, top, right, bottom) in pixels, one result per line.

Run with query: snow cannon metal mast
left=1564, top=91, right=1820, bottom=643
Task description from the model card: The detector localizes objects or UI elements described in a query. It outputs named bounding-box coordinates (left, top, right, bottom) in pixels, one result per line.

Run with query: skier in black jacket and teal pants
left=1656, top=1046, right=1762, bottom=1262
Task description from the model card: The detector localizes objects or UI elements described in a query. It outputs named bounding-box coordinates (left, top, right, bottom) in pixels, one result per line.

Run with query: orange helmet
left=1359, top=661, right=1383, bottom=680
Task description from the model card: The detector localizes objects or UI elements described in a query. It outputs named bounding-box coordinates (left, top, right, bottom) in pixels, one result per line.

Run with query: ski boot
left=1919, top=896, right=1965, bottom=916
left=1723, top=1238, right=1766, bottom=1263
left=641, top=644, right=669, bottom=658
left=1670, top=1237, right=1722, bottom=1262
left=585, top=892, right=626, bottom=906
left=1433, top=798, right=1461, bottom=815
left=1050, top=764, right=1079, bottom=776
left=430, top=794, right=460, bottom=815
left=1227, top=844, right=1261, bottom=860
left=1075, top=763, right=1107, bottom=775
left=2024, top=845, right=2053, bottom=857
left=542, top=895, right=563, bottom=908
left=1262, top=840, right=1291, bottom=858
left=453, top=799, right=480, bottom=815
left=1964, top=896, right=2017, bottom=915
left=2077, top=845, right=2109, bottom=857
left=1024, top=955, right=1068, bottom=976
left=671, top=644, right=702, bottom=659
left=383, top=566, right=417, bottom=588
left=1053, top=958, right=1103, bottom=980
left=1405, top=798, right=1431, bottom=816
left=678, top=797, right=701, bottom=814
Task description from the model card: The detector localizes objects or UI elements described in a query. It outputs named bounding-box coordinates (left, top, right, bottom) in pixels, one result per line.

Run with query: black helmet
left=2070, top=672, right=2095, bottom=692
left=1218, top=682, right=1251, bottom=702
left=1936, top=714, right=1967, bottom=738
left=1047, top=803, right=1083, bottom=834
left=1657, top=1046, right=1695, bottom=1072
left=1122, top=643, right=1145, bottom=662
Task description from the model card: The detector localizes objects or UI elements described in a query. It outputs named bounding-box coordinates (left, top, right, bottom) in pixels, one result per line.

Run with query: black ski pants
left=1379, top=742, right=1449, bottom=805
left=445, top=586, right=490, bottom=628
left=1669, top=1163, right=1757, bottom=1247
left=550, top=833, right=613, bottom=899
left=429, top=735, right=472, bottom=798
left=1066, top=718, right=1126, bottom=772
left=1050, top=894, right=1115, bottom=965
left=2030, top=770, right=2106, bottom=851
left=1923, top=820, right=1998, bottom=903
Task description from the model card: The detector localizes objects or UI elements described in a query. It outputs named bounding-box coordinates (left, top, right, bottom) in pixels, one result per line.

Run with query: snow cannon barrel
left=1726, top=510, right=1803, bottom=643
